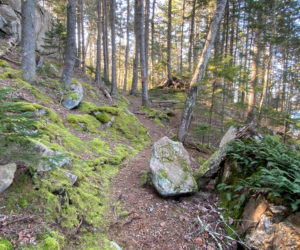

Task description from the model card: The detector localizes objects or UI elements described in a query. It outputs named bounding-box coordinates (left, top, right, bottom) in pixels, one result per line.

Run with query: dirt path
left=107, top=97, right=221, bottom=250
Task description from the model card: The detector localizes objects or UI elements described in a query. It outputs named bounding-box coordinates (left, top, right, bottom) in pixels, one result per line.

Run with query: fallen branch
left=1, top=56, right=21, bottom=65
left=121, top=214, right=142, bottom=227
left=1, top=216, right=35, bottom=226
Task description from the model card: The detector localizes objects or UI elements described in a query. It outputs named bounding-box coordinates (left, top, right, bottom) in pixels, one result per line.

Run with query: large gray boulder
left=0, top=163, right=17, bottom=193
left=62, top=81, right=83, bottom=110
left=149, top=136, right=197, bottom=196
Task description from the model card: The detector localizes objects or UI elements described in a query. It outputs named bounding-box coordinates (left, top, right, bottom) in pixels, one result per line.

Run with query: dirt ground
left=107, top=96, right=235, bottom=250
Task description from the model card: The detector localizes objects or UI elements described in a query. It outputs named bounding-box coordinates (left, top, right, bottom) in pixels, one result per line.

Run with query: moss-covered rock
left=67, top=114, right=101, bottom=133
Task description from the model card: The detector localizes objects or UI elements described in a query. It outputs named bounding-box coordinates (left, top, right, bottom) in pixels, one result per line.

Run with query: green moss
left=159, top=169, right=168, bottom=178
left=14, top=78, right=52, bottom=104
left=0, top=238, right=13, bottom=250
left=0, top=68, right=21, bottom=79
left=111, top=107, right=149, bottom=150
left=43, top=237, right=60, bottom=250
left=18, top=199, right=28, bottom=209
left=79, top=101, right=97, bottom=113
left=67, top=114, right=101, bottom=133
left=95, top=112, right=112, bottom=123
left=139, top=106, right=169, bottom=127
left=81, top=82, right=98, bottom=99
left=66, top=92, right=78, bottom=100
left=194, top=151, right=216, bottom=179
left=0, top=59, right=8, bottom=67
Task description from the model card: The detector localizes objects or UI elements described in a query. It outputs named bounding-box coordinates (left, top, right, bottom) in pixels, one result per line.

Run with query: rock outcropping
left=0, top=1, right=54, bottom=52
left=149, top=136, right=197, bottom=196
left=240, top=196, right=300, bottom=250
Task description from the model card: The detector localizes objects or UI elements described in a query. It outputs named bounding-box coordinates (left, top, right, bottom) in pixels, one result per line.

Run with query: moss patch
left=67, top=114, right=101, bottom=133
left=0, top=238, right=13, bottom=250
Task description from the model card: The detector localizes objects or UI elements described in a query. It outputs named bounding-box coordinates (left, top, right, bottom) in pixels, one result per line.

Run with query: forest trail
left=107, top=96, right=221, bottom=250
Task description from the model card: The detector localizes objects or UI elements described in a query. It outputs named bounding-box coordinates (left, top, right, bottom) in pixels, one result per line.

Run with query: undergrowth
left=218, top=135, right=300, bottom=212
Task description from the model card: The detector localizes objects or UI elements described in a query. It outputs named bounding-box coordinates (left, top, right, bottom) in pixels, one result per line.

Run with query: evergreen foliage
left=42, top=21, right=67, bottom=57
left=219, top=136, right=300, bottom=211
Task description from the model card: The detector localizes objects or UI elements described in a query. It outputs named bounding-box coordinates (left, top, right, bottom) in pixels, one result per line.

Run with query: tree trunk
left=61, top=0, right=77, bottom=88
left=150, top=0, right=156, bottom=86
left=130, top=0, right=140, bottom=96
left=138, top=0, right=149, bottom=106
left=21, top=0, right=36, bottom=83
left=166, top=0, right=173, bottom=83
left=110, top=0, right=117, bottom=99
left=123, top=0, right=130, bottom=91
left=178, top=0, right=227, bottom=142
left=187, top=0, right=196, bottom=73
left=80, top=0, right=86, bottom=74
left=179, top=0, right=186, bottom=75
left=95, top=0, right=102, bottom=85
left=76, top=2, right=81, bottom=68
left=145, top=0, right=150, bottom=71
left=246, top=9, right=263, bottom=122
left=102, top=0, right=109, bottom=82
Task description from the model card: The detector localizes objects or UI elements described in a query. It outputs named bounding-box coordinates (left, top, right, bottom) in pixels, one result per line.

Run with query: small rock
left=110, top=241, right=122, bottom=250
left=160, top=222, right=166, bottom=227
left=0, top=163, right=17, bottom=193
left=34, top=142, right=72, bottom=172
left=63, top=171, right=77, bottom=186
left=62, top=81, right=83, bottom=110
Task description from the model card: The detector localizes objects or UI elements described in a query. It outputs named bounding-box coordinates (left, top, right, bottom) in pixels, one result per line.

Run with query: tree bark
left=246, top=8, right=263, bottom=122
left=178, top=0, right=227, bottom=142
left=130, top=0, right=140, bottom=96
left=187, top=0, right=196, bottom=73
left=179, top=0, right=186, bottom=75
left=166, top=0, right=173, bottom=83
left=102, top=0, right=109, bottom=82
left=138, top=0, right=149, bottom=106
left=76, top=2, right=81, bottom=68
left=95, top=0, right=102, bottom=86
left=123, top=0, right=130, bottom=91
left=110, top=0, right=117, bottom=98
left=145, top=0, right=150, bottom=71
left=21, top=0, right=36, bottom=83
left=61, top=0, right=77, bottom=88
left=150, top=0, right=156, bottom=86
left=80, top=0, right=86, bottom=74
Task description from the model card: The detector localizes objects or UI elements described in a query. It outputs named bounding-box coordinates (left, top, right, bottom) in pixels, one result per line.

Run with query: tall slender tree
left=130, top=0, right=140, bottom=96
left=62, top=0, right=77, bottom=88
left=123, top=0, right=130, bottom=91
left=178, top=0, right=227, bottom=142
left=80, top=0, right=86, bottom=74
left=21, top=0, right=36, bottom=83
left=95, top=0, right=102, bottom=85
left=110, top=0, right=117, bottom=98
left=166, top=0, right=173, bottom=84
left=102, top=0, right=109, bottom=82
left=187, top=0, right=196, bottom=73
left=138, top=0, right=149, bottom=106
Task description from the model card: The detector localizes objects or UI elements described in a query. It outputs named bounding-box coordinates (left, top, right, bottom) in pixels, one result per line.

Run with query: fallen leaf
left=160, top=222, right=166, bottom=227
left=195, top=237, right=203, bottom=246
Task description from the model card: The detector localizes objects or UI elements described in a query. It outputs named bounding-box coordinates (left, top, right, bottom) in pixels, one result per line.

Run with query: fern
left=223, top=135, right=300, bottom=211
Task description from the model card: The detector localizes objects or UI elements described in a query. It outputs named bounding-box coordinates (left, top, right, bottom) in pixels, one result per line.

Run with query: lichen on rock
left=149, top=136, right=197, bottom=196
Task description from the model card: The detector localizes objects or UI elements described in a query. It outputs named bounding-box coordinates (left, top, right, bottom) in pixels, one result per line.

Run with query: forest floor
left=107, top=95, right=233, bottom=250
